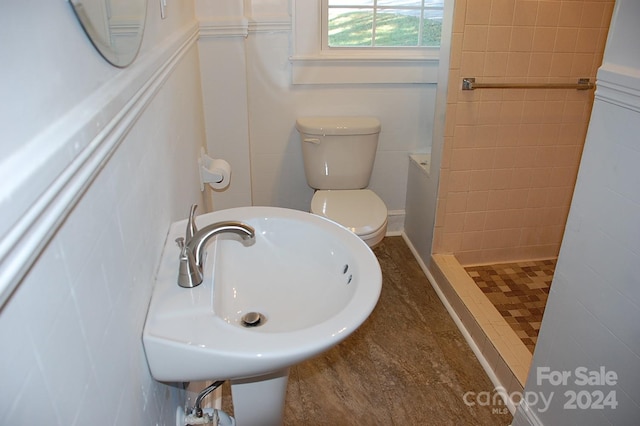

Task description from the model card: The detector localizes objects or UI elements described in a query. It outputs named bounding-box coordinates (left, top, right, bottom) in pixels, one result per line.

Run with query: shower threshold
left=429, top=254, right=536, bottom=394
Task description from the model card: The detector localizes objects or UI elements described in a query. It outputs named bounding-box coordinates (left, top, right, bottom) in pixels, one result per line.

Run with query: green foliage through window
left=327, top=2, right=443, bottom=48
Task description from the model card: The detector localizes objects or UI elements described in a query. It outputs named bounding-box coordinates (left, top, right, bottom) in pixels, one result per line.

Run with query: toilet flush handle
left=303, top=138, right=321, bottom=144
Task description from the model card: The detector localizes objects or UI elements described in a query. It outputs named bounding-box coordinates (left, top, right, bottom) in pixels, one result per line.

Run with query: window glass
left=326, top=0, right=444, bottom=48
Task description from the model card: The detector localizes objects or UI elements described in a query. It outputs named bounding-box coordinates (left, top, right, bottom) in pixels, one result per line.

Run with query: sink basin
left=143, top=206, right=382, bottom=383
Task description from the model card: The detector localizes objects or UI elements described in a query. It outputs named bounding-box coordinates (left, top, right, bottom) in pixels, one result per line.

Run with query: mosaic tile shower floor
left=464, top=260, right=556, bottom=353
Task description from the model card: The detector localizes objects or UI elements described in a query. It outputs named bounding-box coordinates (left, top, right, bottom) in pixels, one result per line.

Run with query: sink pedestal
left=231, top=368, right=289, bottom=426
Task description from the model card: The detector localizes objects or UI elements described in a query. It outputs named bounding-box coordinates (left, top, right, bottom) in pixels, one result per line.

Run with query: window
left=291, top=0, right=449, bottom=84
left=324, top=0, right=444, bottom=48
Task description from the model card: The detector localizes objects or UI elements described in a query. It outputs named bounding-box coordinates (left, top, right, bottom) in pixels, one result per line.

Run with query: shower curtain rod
left=462, top=77, right=594, bottom=91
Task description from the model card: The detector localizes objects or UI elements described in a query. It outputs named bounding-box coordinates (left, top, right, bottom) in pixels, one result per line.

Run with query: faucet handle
left=186, top=204, right=198, bottom=241
left=175, top=237, right=185, bottom=250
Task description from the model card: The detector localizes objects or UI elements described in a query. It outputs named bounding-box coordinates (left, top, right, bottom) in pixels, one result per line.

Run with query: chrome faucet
left=186, top=204, right=198, bottom=241
left=176, top=205, right=255, bottom=288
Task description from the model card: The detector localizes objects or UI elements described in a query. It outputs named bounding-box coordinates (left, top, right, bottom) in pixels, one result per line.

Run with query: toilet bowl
left=296, top=116, right=388, bottom=247
left=311, top=189, right=388, bottom=247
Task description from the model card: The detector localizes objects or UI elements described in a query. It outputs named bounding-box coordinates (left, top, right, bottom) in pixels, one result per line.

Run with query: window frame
left=291, top=0, right=441, bottom=85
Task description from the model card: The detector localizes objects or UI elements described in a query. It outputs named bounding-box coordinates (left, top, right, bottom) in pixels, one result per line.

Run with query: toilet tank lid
left=296, top=117, right=381, bottom=136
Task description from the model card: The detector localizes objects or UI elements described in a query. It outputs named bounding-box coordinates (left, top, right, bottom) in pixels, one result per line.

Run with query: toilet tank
left=296, top=117, right=381, bottom=190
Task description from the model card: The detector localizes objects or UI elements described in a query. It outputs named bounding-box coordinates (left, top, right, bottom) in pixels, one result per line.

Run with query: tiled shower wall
left=433, top=0, right=614, bottom=265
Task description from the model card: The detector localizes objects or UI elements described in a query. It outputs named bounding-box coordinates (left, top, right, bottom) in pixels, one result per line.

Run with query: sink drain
left=241, top=312, right=266, bottom=327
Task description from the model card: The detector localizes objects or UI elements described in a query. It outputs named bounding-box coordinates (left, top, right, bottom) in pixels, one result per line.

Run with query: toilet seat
left=311, top=189, right=388, bottom=246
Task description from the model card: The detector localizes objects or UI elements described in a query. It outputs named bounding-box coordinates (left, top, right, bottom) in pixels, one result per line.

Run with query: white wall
left=197, top=3, right=253, bottom=210
left=196, top=0, right=437, bottom=221
left=0, top=1, right=206, bottom=424
left=403, top=0, right=454, bottom=263
left=513, top=1, right=640, bottom=424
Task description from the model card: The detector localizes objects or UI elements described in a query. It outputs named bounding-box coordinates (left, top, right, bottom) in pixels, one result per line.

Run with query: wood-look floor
left=222, top=237, right=512, bottom=425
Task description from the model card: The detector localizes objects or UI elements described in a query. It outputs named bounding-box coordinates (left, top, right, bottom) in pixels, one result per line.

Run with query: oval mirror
left=70, top=0, right=148, bottom=68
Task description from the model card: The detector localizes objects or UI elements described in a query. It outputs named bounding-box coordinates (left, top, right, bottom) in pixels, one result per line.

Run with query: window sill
left=290, top=54, right=439, bottom=85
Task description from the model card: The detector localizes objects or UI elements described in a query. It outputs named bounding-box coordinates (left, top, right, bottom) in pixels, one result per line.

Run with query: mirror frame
left=70, top=0, right=148, bottom=68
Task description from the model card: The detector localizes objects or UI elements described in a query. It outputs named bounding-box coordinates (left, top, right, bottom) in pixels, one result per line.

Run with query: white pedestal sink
left=230, top=368, right=289, bottom=426
left=143, top=207, right=382, bottom=425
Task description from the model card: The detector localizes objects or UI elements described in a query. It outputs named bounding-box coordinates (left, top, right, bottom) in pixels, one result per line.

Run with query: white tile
left=606, top=142, right=640, bottom=205
left=98, top=219, right=129, bottom=306
left=72, top=371, right=114, bottom=426
left=72, top=273, right=112, bottom=359
left=3, top=367, right=60, bottom=425
left=0, top=287, right=38, bottom=420
left=571, top=264, right=640, bottom=355
left=38, top=295, right=93, bottom=425
left=94, top=305, right=134, bottom=412
left=0, top=12, right=214, bottom=426
left=603, top=387, right=640, bottom=426
left=15, top=239, right=72, bottom=344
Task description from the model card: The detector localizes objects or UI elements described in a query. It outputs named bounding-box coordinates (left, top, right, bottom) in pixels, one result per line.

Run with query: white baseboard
left=385, top=209, right=405, bottom=235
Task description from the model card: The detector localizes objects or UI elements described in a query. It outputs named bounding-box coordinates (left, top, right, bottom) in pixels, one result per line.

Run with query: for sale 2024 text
left=537, top=366, right=618, bottom=410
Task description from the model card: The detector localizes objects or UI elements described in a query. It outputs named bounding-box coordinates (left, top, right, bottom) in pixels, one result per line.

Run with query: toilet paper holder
left=199, top=148, right=231, bottom=191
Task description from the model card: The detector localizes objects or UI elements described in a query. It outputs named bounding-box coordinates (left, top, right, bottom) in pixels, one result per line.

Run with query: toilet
left=296, top=116, right=388, bottom=247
